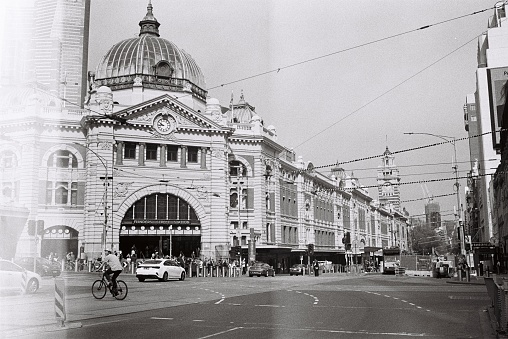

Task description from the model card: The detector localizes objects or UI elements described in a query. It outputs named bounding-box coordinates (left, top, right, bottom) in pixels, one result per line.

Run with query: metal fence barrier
left=485, top=276, right=508, bottom=333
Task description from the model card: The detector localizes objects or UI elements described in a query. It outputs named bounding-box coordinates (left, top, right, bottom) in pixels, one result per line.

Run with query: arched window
left=122, top=193, right=199, bottom=223
left=154, top=61, right=174, bottom=78
left=47, top=150, right=78, bottom=168
left=229, top=160, right=246, bottom=177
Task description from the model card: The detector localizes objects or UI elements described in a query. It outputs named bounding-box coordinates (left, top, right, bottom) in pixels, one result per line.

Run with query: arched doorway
left=41, top=226, right=79, bottom=259
left=120, top=193, right=201, bottom=260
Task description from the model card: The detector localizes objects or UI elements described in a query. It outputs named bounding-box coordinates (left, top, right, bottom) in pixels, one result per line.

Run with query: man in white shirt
left=101, top=249, right=123, bottom=296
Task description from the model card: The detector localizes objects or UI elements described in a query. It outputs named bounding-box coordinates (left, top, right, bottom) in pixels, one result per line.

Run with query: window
left=167, top=145, right=178, bottom=162
left=2, top=185, right=12, bottom=198
left=46, top=181, right=78, bottom=206
left=146, top=143, right=158, bottom=161
left=48, top=150, right=77, bottom=168
left=187, top=147, right=198, bottom=163
left=55, top=182, right=69, bottom=204
left=0, top=151, right=16, bottom=168
left=229, top=160, right=246, bottom=177
left=230, top=190, right=238, bottom=208
left=124, top=142, right=136, bottom=159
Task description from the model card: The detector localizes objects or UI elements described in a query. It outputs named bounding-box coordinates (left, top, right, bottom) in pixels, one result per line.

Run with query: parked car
left=14, top=257, right=61, bottom=277
left=289, top=264, right=306, bottom=276
left=0, top=259, right=42, bottom=294
left=248, top=262, right=275, bottom=277
left=136, top=259, right=186, bottom=282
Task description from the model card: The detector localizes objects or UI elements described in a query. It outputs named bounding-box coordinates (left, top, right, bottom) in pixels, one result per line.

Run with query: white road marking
left=256, top=305, right=285, bottom=307
left=151, top=317, right=173, bottom=320
left=197, top=327, right=242, bottom=339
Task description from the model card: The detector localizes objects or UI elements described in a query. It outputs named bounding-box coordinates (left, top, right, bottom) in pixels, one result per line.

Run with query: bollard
left=54, top=278, right=66, bottom=327
left=21, top=270, right=27, bottom=294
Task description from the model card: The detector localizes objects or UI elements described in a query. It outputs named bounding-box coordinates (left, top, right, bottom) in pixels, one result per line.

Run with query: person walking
left=313, top=260, right=320, bottom=277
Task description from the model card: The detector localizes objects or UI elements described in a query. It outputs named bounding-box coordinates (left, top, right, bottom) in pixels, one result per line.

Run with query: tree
left=411, top=225, right=443, bottom=255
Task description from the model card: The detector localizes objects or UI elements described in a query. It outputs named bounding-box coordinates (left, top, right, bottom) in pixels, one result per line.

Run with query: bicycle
left=91, top=271, right=128, bottom=300
left=64, top=260, right=75, bottom=271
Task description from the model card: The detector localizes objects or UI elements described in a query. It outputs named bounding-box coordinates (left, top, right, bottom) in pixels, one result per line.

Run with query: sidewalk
left=446, top=273, right=508, bottom=338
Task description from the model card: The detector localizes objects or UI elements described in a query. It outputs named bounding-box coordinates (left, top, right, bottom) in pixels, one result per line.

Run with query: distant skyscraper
left=424, top=202, right=441, bottom=229
left=32, top=0, right=90, bottom=107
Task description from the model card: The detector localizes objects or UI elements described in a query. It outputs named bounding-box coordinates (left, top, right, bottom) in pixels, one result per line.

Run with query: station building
left=0, top=2, right=408, bottom=269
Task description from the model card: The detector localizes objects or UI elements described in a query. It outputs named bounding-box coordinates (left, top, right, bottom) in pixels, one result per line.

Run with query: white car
left=0, top=259, right=42, bottom=294
left=136, top=259, right=186, bottom=282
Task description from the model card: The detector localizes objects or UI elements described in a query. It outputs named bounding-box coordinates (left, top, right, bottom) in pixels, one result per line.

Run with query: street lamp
left=74, top=142, right=111, bottom=258
left=404, top=132, right=465, bottom=256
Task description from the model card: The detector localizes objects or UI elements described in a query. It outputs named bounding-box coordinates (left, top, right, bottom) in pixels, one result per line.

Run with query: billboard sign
left=487, top=67, right=508, bottom=150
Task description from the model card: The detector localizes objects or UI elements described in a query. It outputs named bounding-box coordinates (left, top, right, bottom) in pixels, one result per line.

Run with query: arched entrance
left=120, top=192, right=201, bottom=259
left=41, top=226, right=79, bottom=259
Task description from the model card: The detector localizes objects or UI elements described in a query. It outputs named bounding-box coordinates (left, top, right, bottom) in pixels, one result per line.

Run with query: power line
left=293, top=34, right=481, bottom=150
left=208, top=5, right=495, bottom=91
left=400, top=193, right=456, bottom=203
left=316, top=129, right=496, bottom=170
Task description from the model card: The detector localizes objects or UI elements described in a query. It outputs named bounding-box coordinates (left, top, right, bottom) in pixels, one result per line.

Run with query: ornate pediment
left=113, top=95, right=226, bottom=136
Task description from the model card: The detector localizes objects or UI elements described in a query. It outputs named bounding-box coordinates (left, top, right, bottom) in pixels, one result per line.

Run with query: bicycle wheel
left=114, top=280, right=128, bottom=300
left=92, top=280, right=107, bottom=299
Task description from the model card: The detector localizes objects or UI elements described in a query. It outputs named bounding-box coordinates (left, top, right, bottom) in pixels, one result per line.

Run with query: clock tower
left=377, top=147, right=401, bottom=210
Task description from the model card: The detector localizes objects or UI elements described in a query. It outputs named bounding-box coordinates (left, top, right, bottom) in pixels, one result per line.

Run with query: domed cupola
left=93, top=1, right=206, bottom=101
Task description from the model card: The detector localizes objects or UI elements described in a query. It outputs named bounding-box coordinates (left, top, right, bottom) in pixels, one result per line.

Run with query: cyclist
left=100, top=249, right=123, bottom=296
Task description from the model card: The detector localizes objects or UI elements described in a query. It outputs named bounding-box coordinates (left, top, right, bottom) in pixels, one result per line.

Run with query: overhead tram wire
left=293, top=33, right=482, bottom=150
left=328, top=159, right=494, bottom=173
left=314, top=129, right=498, bottom=170
left=342, top=171, right=496, bottom=192
left=401, top=193, right=456, bottom=203
left=206, top=4, right=496, bottom=91
left=31, top=83, right=128, bottom=124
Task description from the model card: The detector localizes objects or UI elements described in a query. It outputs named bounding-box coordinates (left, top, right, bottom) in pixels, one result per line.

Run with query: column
left=116, top=141, right=123, bottom=165
left=200, top=147, right=207, bottom=169
left=138, top=143, right=145, bottom=166
left=180, top=146, right=187, bottom=168
left=160, top=144, right=166, bottom=167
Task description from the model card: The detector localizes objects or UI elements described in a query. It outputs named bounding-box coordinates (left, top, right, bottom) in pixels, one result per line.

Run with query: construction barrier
left=395, top=267, right=406, bottom=276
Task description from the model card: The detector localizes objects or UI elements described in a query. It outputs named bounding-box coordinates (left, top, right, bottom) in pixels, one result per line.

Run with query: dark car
left=248, top=262, right=275, bottom=277
left=289, top=264, right=306, bottom=276
left=14, top=257, right=61, bottom=277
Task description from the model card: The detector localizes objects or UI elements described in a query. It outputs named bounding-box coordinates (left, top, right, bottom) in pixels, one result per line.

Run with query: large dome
left=94, top=2, right=206, bottom=90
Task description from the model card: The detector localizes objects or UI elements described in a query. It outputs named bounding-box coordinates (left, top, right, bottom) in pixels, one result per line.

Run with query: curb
left=0, top=322, right=82, bottom=338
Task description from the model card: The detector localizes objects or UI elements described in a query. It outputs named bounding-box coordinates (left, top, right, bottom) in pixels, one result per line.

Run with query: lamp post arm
left=73, top=142, right=110, bottom=257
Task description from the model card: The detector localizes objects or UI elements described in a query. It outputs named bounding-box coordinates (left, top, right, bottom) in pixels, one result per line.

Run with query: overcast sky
left=88, top=0, right=496, bottom=219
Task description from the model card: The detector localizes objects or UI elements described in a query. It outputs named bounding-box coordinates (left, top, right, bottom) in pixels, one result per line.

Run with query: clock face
left=382, top=183, right=393, bottom=195
left=153, top=114, right=175, bottom=134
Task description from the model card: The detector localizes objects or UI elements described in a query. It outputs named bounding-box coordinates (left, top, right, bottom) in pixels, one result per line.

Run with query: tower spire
left=139, top=0, right=160, bottom=37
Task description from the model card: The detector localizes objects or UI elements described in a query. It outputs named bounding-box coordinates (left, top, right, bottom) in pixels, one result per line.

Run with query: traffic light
left=342, top=232, right=351, bottom=245
left=308, top=243, right=314, bottom=255
left=162, top=238, right=169, bottom=251
left=36, top=220, right=45, bottom=235
left=27, top=220, right=36, bottom=236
